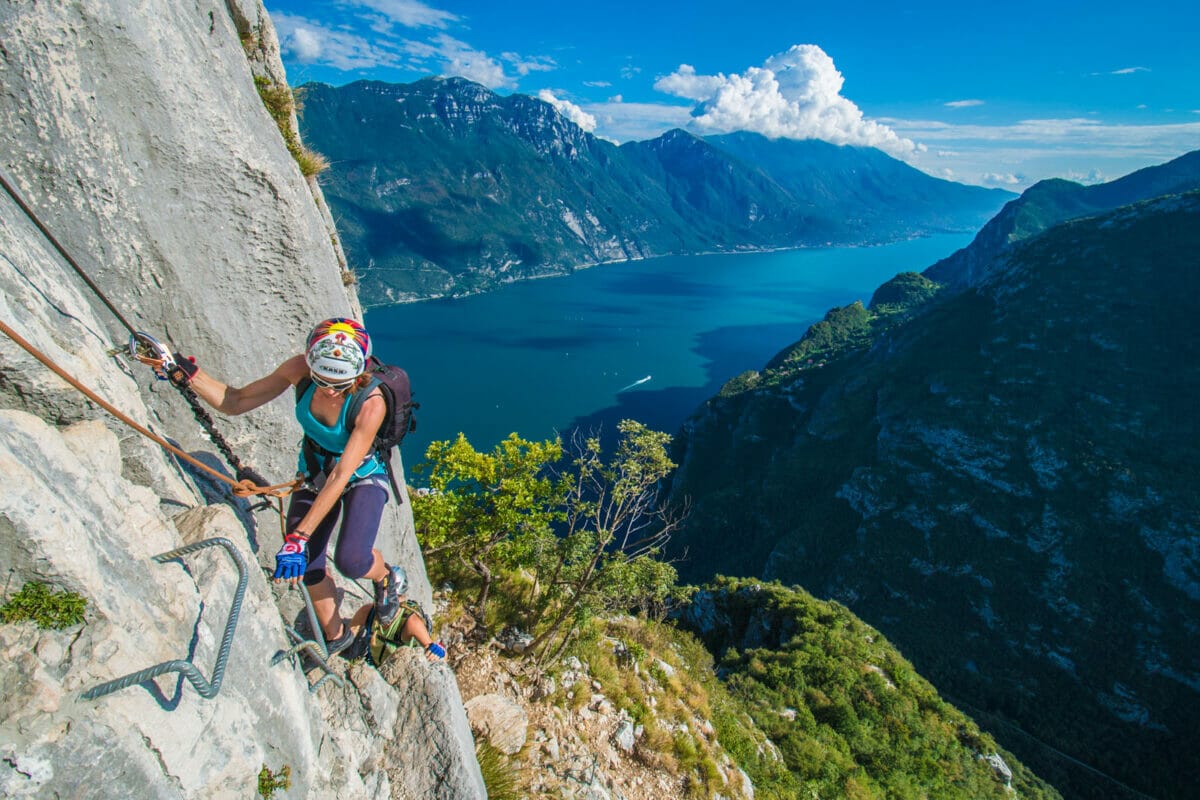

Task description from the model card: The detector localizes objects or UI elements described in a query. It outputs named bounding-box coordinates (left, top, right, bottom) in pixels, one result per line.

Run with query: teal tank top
left=295, top=382, right=386, bottom=482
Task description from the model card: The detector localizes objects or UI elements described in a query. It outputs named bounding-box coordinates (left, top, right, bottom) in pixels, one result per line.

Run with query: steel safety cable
left=0, top=317, right=300, bottom=499
left=0, top=170, right=137, bottom=336
left=1, top=170, right=270, bottom=487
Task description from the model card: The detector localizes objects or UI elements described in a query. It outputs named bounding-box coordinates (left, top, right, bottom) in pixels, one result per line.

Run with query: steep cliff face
left=669, top=190, right=1200, bottom=799
left=0, top=1, right=481, bottom=797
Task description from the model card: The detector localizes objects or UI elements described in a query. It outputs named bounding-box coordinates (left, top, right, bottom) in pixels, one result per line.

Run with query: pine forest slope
left=669, top=187, right=1200, bottom=799
left=674, top=577, right=1063, bottom=800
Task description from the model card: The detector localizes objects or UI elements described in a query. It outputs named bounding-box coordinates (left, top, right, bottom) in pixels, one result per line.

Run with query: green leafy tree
left=413, top=433, right=563, bottom=615
left=526, top=420, right=686, bottom=662
left=412, top=421, right=686, bottom=660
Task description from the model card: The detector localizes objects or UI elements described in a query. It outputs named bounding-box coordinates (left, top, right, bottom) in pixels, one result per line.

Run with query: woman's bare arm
left=187, top=354, right=308, bottom=415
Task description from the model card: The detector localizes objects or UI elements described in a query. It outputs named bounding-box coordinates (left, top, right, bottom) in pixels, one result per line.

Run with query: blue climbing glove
left=425, top=641, right=446, bottom=661
left=273, top=532, right=310, bottom=583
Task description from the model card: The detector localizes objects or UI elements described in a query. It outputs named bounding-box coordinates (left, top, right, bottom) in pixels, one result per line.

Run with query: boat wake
left=618, top=375, right=652, bottom=392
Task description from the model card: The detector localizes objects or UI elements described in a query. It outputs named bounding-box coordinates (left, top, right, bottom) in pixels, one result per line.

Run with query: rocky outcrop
left=0, top=1, right=481, bottom=797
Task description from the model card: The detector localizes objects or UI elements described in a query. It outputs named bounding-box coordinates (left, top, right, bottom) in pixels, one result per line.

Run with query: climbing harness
left=0, top=173, right=345, bottom=695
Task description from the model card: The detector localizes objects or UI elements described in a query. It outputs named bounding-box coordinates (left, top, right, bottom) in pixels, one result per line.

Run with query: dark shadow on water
left=561, top=318, right=813, bottom=449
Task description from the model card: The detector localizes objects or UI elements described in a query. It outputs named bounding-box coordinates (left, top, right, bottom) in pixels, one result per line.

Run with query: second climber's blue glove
left=273, top=532, right=310, bottom=583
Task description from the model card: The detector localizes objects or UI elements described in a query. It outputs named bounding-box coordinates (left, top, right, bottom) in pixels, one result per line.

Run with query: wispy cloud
left=584, top=80, right=612, bottom=88
left=404, top=34, right=511, bottom=88
left=896, top=115, right=1200, bottom=188
left=981, top=172, right=1022, bottom=185
left=502, top=52, right=556, bottom=76
left=584, top=100, right=693, bottom=143
left=620, top=65, right=642, bottom=80
left=342, top=0, right=458, bottom=29
left=945, top=99, right=984, bottom=108
left=272, top=1, right=553, bottom=89
left=537, top=90, right=597, bottom=132
left=1111, top=66, right=1150, bottom=75
left=653, top=45, right=917, bottom=158
left=274, top=12, right=407, bottom=71
left=895, top=116, right=1200, bottom=146
left=1064, top=168, right=1106, bottom=184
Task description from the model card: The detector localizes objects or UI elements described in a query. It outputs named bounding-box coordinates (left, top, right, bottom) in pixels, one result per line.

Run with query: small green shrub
left=256, top=764, right=290, bottom=799
left=1, top=582, right=86, bottom=629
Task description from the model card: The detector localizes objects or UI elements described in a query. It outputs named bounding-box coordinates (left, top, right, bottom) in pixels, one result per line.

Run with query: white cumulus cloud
left=982, top=172, right=1022, bottom=185
left=538, top=90, right=597, bottom=132
left=653, top=45, right=918, bottom=158
left=289, top=27, right=323, bottom=62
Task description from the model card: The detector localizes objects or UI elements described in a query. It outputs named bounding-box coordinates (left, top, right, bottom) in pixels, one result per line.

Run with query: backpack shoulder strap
left=345, top=375, right=385, bottom=432
left=294, top=376, right=313, bottom=404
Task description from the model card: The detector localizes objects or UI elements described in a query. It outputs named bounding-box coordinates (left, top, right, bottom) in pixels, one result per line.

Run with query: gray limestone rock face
left=380, top=650, right=488, bottom=798
left=0, top=0, right=461, bottom=796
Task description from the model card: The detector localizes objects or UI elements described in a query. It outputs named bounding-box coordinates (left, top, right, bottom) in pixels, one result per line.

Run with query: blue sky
left=265, top=0, right=1200, bottom=190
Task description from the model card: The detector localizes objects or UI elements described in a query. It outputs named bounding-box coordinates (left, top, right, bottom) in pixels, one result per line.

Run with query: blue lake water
left=366, top=234, right=972, bottom=466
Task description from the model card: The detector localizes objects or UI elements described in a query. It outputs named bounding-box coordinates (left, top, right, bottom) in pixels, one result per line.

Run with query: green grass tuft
left=1, top=582, right=86, bottom=629
left=253, top=76, right=328, bottom=177
left=256, top=764, right=291, bottom=799
left=476, top=741, right=523, bottom=800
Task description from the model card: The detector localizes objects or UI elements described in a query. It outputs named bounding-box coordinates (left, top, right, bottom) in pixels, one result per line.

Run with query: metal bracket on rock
left=270, top=583, right=345, bottom=693
left=82, top=537, right=248, bottom=702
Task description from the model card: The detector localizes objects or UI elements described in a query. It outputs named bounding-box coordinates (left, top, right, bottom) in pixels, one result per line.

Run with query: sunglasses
left=310, top=372, right=356, bottom=392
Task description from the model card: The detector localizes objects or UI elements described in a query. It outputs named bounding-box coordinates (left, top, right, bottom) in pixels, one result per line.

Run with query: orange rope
left=0, top=317, right=300, bottom=499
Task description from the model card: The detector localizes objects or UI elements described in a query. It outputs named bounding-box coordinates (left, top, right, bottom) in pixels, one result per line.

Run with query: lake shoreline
left=364, top=231, right=959, bottom=309
left=367, top=233, right=975, bottom=462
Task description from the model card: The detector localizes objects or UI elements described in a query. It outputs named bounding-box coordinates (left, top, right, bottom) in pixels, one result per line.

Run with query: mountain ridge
left=668, top=181, right=1200, bottom=799
left=297, top=77, right=1013, bottom=305
left=925, top=149, right=1200, bottom=289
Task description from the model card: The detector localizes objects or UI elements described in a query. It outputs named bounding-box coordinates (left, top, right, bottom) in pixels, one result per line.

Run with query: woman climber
left=137, top=318, right=445, bottom=662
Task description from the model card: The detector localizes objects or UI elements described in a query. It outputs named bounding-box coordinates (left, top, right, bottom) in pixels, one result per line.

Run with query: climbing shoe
left=373, top=564, right=407, bottom=627
left=324, top=619, right=356, bottom=658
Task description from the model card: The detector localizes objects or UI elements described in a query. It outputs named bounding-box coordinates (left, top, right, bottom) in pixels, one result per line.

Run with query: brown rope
left=0, top=317, right=300, bottom=499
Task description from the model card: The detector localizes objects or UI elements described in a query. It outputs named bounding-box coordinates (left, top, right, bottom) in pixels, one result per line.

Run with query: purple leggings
left=285, top=482, right=389, bottom=586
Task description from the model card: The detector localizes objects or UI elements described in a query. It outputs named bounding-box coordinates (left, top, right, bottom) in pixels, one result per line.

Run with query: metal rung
left=82, top=537, right=248, bottom=701
left=270, top=583, right=344, bottom=692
